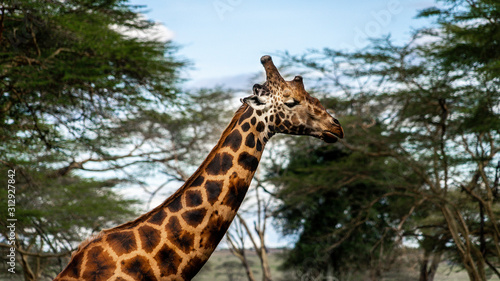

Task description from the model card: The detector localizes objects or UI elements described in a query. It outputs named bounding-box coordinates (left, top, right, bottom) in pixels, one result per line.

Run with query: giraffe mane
left=71, top=232, right=104, bottom=258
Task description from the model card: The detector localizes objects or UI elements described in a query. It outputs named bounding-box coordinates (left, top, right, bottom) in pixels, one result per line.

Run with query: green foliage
left=0, top=163, right=138, bottom=279
left=272, top=127, right=419, bottom=279
left=0, top=0, right=185, bottom=158
left=274, top=0, right=500, bottom=280
left=0, top=0, right=200, bottom=279
left=418, top=0, right=500, bottom=78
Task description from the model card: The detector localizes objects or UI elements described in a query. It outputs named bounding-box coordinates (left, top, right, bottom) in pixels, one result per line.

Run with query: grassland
left=193, top=249, right=500, bottom=281
left=193, top=249, right=286, bottom=281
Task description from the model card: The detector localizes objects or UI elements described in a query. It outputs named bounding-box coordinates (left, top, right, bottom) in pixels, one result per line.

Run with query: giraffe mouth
left=321, top=130, right=343, bottom=143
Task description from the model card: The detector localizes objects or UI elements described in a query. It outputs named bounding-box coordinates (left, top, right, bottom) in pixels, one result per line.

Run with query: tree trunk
left=427, top=251, right=441, bottom=281
left=419, top=250, right=441, bottom=281
left=242, top=257, right=257, bottom=281
left=226, top=234, right=257, bottom=281
left=20, top=253, right=36, bottom=281
left=326, top=263, right=335, bottom=281
left=259, top=245, right=272, bottom=281
left=441, top=205, right=486, bottom=281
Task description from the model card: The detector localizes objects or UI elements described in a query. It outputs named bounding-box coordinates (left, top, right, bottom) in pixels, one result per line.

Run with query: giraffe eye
left=284, top=99, right=300, bottom=108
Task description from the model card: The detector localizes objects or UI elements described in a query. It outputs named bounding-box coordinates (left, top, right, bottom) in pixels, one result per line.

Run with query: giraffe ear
left=252, top=83, right=269, bottom=96
left=242, top=95, right=269, bottom=111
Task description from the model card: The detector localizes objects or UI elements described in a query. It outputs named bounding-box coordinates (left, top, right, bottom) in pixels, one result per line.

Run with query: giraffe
left=54, top=55, right=344, bottom=281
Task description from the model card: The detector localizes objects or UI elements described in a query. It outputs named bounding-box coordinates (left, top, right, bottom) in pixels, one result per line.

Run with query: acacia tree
left=271, top=135, right=419, bottom=280
left=0, top=1, right=235, bottom=280
left=0, top=0, right=185, bottom=177
left=275, top=0, right=499, bottom=280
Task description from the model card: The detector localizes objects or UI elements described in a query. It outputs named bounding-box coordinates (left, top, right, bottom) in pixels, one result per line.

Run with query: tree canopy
left=272, top=0, right=499, bottom=280
left=1, top=0, right=185, bottom=165
left=0, top=1, right=235, bottom=279
left=273, top=143, right=418, bottom=280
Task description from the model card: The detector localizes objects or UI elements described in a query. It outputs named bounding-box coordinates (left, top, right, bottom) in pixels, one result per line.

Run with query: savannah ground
left=194, top=248, right=500, bottom=281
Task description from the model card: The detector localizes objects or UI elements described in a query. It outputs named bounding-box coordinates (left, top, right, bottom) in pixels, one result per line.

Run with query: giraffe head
left=242, top=55, right=344, bottom=143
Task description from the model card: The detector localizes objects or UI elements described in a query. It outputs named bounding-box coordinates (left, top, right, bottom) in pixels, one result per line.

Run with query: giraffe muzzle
left=321, top=120, right=344, bottom=143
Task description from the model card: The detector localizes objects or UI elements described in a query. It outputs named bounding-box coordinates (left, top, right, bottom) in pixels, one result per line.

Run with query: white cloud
left=111, top=15, right=175, bottom=42
left=185, top=73, right=258, bottom=90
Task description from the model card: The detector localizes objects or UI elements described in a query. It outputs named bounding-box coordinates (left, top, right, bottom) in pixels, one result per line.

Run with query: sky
left=127, top=0, right=435, bottom=88
left=119, top=0, right=437, bottom=248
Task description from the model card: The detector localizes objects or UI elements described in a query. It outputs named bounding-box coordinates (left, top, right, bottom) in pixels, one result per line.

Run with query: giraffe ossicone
left=54, top=55, right=344, bottom=281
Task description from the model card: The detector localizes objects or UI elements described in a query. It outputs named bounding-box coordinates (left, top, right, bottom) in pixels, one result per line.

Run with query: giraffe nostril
left=333, top=118, right=340, bottom=125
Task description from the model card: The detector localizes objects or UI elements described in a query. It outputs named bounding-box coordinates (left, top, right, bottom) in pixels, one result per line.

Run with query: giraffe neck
left=55, top=104, right=272, bottom=281
left=153, top=104, right=270, bottom=278
left=171, top=103, right=269, bottom=213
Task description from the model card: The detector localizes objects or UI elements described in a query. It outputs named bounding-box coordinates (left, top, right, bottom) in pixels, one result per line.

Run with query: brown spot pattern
left=168, top=195, right=183, bottom=212
left=256, top=139, right=263, bottom=152
left=205, top=180, right=223, bottom=205
left=203, top=215, right=232, bottom=252
left=245, top=133, right=255, bottom=148
left=181, top=256, right=205, bottom=281
left=106, top=231, right=137, bottom=256
left=82, top=246, right=116, bottom=281
left=166, top=216, right=195, bottom=253
left=122, top=256, right=157, bottom=281
left=275, top=114, right=281, bottom=125
left=59, top=251, right=84, bottom=279
left=221, top=130, right=242, bottom=152
left=191, top=175, right=205, bottom=187
left=138, top=225, right=161, bottom=253
left=222, top=173, right=249, bottom=211
left=185, top=190, right=203, bottom=207
left=154, top=244, right=182, bottom=277
left=206, top=153, right=233, bottom=175
left=238, top=107, right=254, bottom=124
left=181, top=208, right=207, bottom=227
left=256, top=121, right=265, bottom=132
left=147, top=208, right=166, bottom=226
left=237, top=152, right=259, bottom=171
left=241, top=122, right=250, bottom=132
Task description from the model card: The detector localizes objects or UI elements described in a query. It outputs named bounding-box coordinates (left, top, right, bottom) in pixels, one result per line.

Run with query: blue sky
left=128, top=0, right=435, bottom=87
